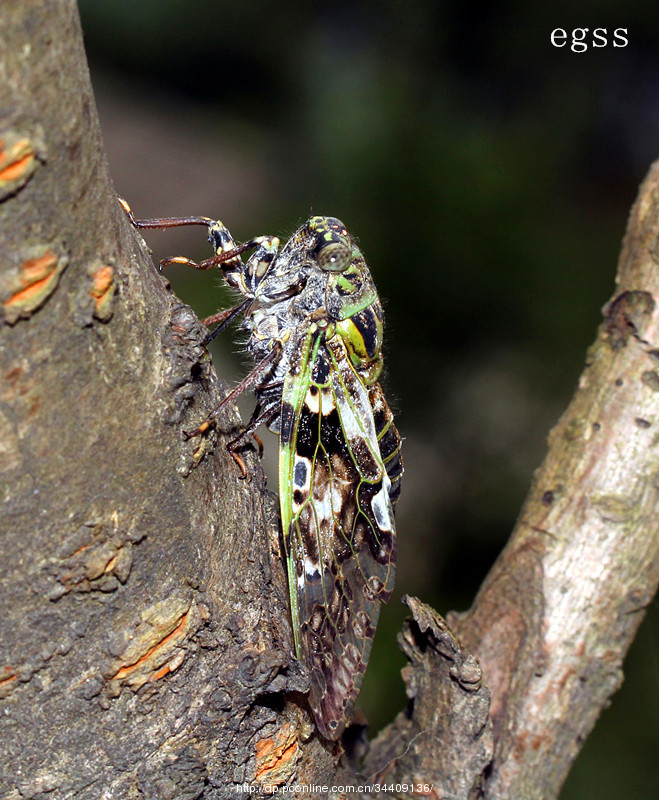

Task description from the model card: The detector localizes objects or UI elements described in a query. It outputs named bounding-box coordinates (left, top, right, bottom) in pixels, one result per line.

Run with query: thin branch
left=363, top=163, right=659, bottom=800
left=450, top=162, right=659, bottom=799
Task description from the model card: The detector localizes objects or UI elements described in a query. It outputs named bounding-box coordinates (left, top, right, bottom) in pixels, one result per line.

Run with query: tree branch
left=360, top=166, right=659, bottom=800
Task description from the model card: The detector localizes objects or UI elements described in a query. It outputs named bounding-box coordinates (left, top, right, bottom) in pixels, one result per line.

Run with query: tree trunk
left=1, top=2, right=302, bottom=797
left=1, top=3, right=657, bottom=799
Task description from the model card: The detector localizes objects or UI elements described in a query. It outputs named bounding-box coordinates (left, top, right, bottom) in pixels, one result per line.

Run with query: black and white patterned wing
left=279, top=332, right=397, bottom=739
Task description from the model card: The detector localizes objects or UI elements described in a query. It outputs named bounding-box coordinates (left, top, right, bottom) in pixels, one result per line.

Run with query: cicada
left=121, top=200, right=402, bottom=739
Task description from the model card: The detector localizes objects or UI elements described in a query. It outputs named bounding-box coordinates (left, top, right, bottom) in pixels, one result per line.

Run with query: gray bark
left=1, top=3, right=305, bottom=797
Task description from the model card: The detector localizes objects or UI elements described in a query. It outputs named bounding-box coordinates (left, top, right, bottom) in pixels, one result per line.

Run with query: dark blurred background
left=78, top=1, right=658, bottom=796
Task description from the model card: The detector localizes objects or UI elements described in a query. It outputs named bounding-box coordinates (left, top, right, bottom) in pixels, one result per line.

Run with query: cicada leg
left=224, top=408, right=272, bottom=478
left=119, top=195, right=278, bottom=475
left=183, top=340, right=282, bottom=438
left=118, top=195, right=254, bottom=271
left=118, top=195, right=213, bottom=230
left=202, top=299, right=252, bottom=344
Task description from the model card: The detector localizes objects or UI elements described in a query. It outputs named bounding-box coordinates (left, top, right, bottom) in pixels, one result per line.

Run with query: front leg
left=119, top=196, right=252, bottom=275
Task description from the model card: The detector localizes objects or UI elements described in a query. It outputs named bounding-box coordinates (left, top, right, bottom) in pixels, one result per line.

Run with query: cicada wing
left=280, top=334, right=396, bottom=739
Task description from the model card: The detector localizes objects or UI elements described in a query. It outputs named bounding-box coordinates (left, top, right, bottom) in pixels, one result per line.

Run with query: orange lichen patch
left=0, top=666, right=17, bottom=698
left=0, top=135, right=37, bottom=197
left=0, top=152, right=32, bottom=181
left=109, top=597, right=200, bottom=690
left=253, top=722, right=301, bottom=789
left=149, top=650, right=185, bottom=682
left=2, top=249, right=67, bottom=324
left=89, top=264, right=115, bottom=320
left=112, top=611, right=190, bottom=681
left=6, top=252, right=58, bottom=301
left=0, top=666, right=16, bottom=685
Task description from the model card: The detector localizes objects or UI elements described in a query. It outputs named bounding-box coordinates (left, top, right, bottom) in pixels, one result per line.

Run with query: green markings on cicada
left=335, top=305, right=384, bottom=383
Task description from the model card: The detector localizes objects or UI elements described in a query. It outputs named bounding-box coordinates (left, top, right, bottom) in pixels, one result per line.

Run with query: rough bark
left=452, top=167, right=659, bottom=798
left=0, top=3, right=312, bottom=798
left=1, top=3, right=658, bottom=800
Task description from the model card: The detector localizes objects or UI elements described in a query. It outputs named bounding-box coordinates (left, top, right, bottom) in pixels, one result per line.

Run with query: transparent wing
left=279, top=332, right=396, bottom=739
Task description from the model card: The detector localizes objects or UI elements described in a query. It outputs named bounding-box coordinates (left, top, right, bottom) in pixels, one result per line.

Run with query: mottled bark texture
left=1, top=3, right=658, bottom=800
left=446, top=165, right=659, bottom=799
left=0, top=3, right=311, bottom=798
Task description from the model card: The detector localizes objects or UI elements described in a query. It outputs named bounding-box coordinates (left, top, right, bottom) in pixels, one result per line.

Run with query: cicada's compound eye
left=317, top=240, right=352, bottom=272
